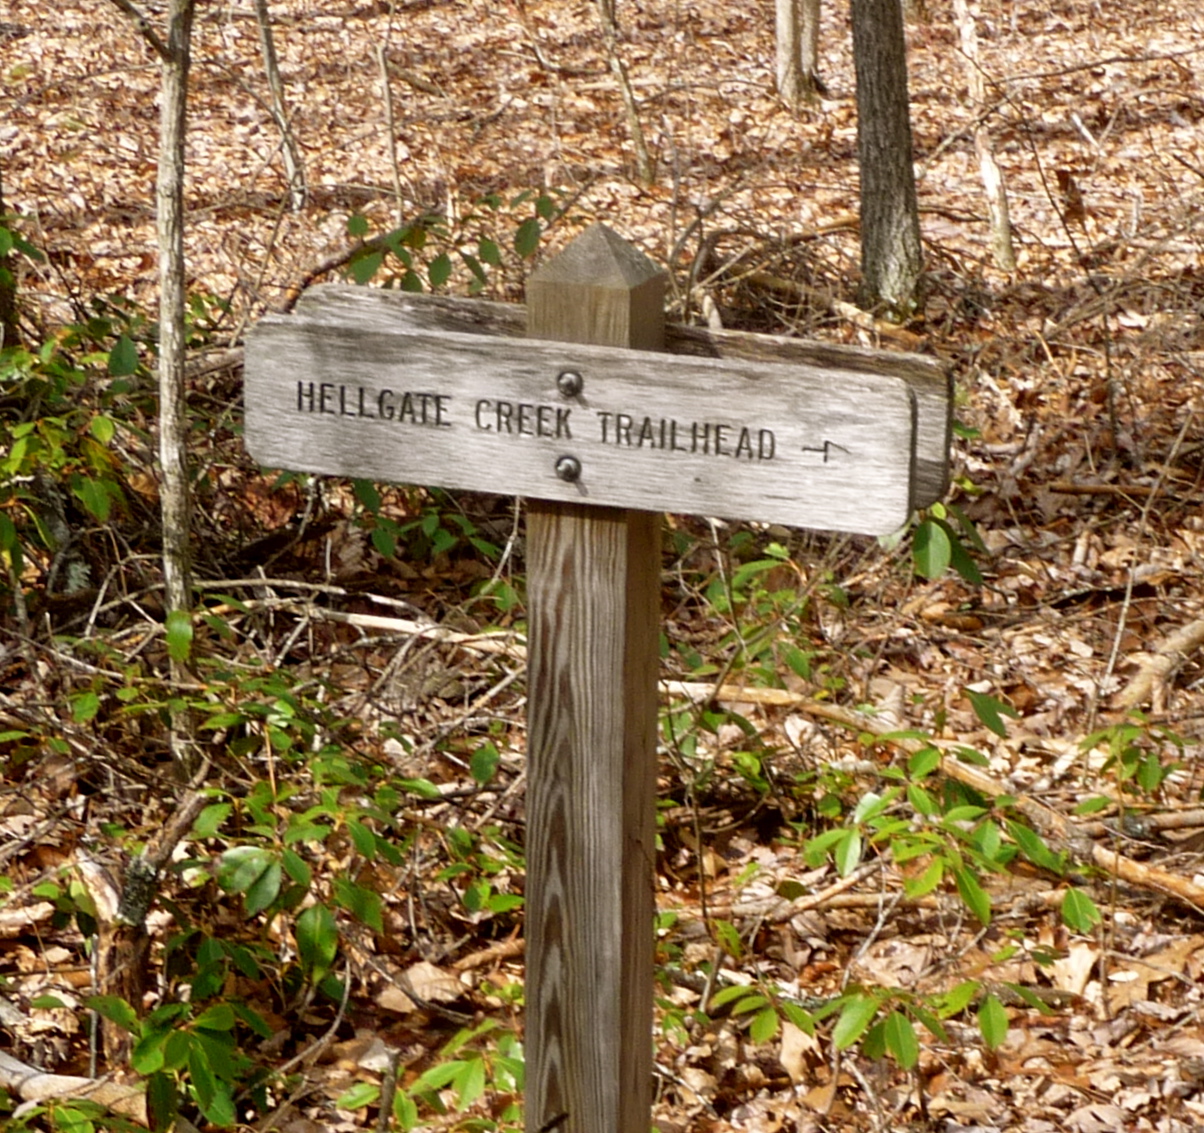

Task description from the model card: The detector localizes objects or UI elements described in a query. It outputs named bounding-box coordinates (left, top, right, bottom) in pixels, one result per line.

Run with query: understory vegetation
left=3, top=0, right=1204, bottom=1130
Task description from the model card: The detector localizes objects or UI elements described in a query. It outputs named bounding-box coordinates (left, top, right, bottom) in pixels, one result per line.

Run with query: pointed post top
left=530, top=223, right=664, bottom=289
left=526, top=224, right=666, bottom=352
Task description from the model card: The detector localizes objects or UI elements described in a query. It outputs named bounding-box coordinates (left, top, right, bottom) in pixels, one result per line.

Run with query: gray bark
left=952, top=0, right=1015, bottom=270
left=253, top=0, right=306, bottom=211
left=156, top=0, right=195, bottom=625
left=850, top=0, right=923, bottom=315
left=775, top=0, right=821, bottom=105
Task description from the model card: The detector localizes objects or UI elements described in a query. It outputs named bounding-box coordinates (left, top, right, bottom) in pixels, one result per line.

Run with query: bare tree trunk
left=952, top=0, right=1014, bottom=270
left=801, top=0, right=820, bottom=91
left=595, top=1, right=654, bottom=185
left=157, top=0, right=195, bottom=629
left=253, top=0, right=306, bottom=211
left=110, top=0, right=197, bottom=769
left=850, top=0, right=923, bottom=316
left=776, top=0, right=822, bottom=106
left=776, top=0, right=803, bottom=106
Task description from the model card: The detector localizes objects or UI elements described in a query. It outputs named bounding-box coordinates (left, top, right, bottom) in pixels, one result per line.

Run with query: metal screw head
left=556, top=370, right=584, bottom=397
left=554, top=455, right=582, bottom=483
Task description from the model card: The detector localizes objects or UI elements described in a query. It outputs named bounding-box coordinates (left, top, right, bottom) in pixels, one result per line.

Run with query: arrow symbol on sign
left=801, top=440, right=850, bottom=463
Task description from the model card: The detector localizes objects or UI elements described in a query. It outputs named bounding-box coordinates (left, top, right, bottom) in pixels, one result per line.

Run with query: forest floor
left=4, top=0, right=1204, bottom=1130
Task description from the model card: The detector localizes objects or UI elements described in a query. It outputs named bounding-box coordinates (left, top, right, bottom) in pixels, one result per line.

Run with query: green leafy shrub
left=344, top=189, right=564, bottom=297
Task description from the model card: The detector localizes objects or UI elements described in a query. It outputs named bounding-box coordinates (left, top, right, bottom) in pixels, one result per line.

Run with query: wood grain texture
left=290, top=283, right=950, bottom=508
left=523, top=226, right=661, bottom=1133
left=525, top=504, right=659, bottom=1133
left=246, top=307, right=918, bottom=536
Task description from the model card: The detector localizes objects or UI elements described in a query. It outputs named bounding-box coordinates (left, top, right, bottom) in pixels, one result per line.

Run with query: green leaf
left=394, top=1091, right=419, bottom=1131
left=977, top=993, right=1009, bottom=1050
left=86, top=995, right=139, bottom=1033
left=89, top=414, right=115, bottom=444
left=230, top=1000, right=274, bottom=1040
left=708, top=983, right=755, bottom=1010
left=191, top=802, right=230, bottom=840
left=779, top=1001, right=814, bottom=1034
left=280, top=842, right=313, bottom=890
left=1000, top=982, right=1057, bottom=1014
left=296, top=902, right=339, bottom=980
left=882, top=1010, right=919, bottom=1069
left=470, top=742, right=500, bottom=785
left=936, top=979, right=980, bottom=1018
left=1006, top=820, right=1064, bottom=874
left=108, top=334, right=139, bottom=377
left=460, top=252, right=486, bottom=285
left=350, top=250, right=384, bottom=284
left=71, top=690, right=100, bottom=723
left=781, top=642, right=812, bottom=680
left=712, top=917, right=743, bottom=959
left=833, top=993, right=880, bottom=1050
left=909, top=1003, right=949, bottom=1042
left=948, top=533, right=984, bottom=584
left=188, top=1042, right=236, bottom=1127
left=514, top=217, right=541, bottom=258
left=337, top=1081, right=381, bottom=1110
left=903, top=856, right=943, bottom=898
left=834, top=829, right=862, bottom=877
left=165, top=608, right=193, bottom=664
left=749, top=1004, right=780, bottom=1043
left=954, top=745, right=991, bottom=767
left=347, top=818, right=377, bottom=859
left=478, top=236, right=502, bottom=266
left=1061, top=887, right=1102, bottom=933
left=399, top=777, right=442, bottom=800
left=908, top=746, right=942, bottom=779
left=333, top=877, right=384, bottom=932
left=429, top=252, right=452, bottom=286
left=913, top=518, right=952, bottom=578
left=411, top=1058, right=467, bottom=1094
left=454, top=1055, right=487, bottom=1108
left=353, top=479, right=382, bottom=512
left=244, top=858, right=282, bottom=915
left=953, top=866, right=992, bottom=925
left=217, top=845, right=275, bottom=895
left=906, top=783, right=939, bottom=817
left=73, top=476, right=112, bottom=522
left=965, top=689, right=1018, bottom=738
left=146, top=1070, right=178, bottom=1132
left=192, top=1002, right=236, bottom=1031
left=347, top=214, right=370, bottom=239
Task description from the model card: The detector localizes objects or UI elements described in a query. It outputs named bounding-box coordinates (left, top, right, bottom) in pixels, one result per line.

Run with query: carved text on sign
left=290, top=382, right=788, bottom=463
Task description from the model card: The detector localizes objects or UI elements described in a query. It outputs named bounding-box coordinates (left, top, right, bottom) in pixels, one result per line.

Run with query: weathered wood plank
left=245, top=313, right=917, bottom=536
left=290, top=283, right=949, bottom=508
left=525, top=504, right=660, bottom=1133
left=523, top=225, right=662, bottom=1133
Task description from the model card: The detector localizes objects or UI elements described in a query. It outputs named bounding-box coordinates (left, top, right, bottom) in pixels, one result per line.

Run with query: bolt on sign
left=244, top=225, right=951, bottom=1133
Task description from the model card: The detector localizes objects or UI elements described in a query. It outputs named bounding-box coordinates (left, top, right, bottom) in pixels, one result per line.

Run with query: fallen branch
left=1112, top=615, right=1204, bottom=711
left=662, top=680, right=1204, bottom=915
left=0, top=1051, right=146, bottom=1125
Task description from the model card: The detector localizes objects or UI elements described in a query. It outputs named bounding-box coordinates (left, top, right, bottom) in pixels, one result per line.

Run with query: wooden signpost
left=244, top=224, right=951, bottom=1133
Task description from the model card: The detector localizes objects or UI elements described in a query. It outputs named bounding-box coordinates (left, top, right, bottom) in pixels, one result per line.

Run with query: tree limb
left=107, top=0, right=170, bottom=60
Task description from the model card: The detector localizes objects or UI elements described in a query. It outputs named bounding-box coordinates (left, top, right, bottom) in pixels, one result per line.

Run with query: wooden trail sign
left=243, top=224, right=952, bottom=1133
left=273, top=284, right=951, bottom=512
left=246, top=252, right=951, bottom=536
